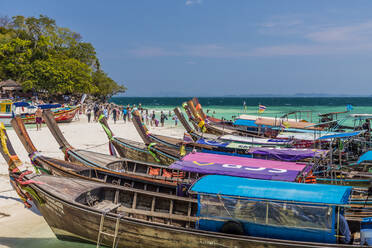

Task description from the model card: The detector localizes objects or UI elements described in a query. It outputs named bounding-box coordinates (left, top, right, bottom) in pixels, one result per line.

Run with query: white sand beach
left=0, top=114, right=184, bottom=248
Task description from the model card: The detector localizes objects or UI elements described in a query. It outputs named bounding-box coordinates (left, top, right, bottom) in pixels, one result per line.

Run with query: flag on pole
left=258, top=104, right=266, bottom=113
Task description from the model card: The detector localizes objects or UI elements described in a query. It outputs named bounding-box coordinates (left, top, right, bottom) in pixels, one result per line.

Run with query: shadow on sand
left=0, top=237, right=96, bottom=248
left=0, top=195, right=42, bottom=216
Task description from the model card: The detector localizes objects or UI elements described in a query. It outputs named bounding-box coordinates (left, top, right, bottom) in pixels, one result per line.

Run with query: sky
left=2, top=0, right=372, bottom=96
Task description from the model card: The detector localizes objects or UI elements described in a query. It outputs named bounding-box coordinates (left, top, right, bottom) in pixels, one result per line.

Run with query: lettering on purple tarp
left=193, top=161, right=214, bottom=166
left=170, top=160, right=300, bottom=181
left=192, top=161, right=288, bottom=174
left=222, top=164, right=287, bottom=173
left=268, top=168, right=287, bottom=173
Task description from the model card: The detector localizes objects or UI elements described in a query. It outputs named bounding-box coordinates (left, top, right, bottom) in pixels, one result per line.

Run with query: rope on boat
left=108, top=141, right=117, bottom=156
left=0, top=123, right=10, bottom=157
left=147, top=143, right=161, bottom=162
left=9, top=168, right=44, bottom=208
left=64, top=147, right=72, bottom=161
left=29, top=151, right=43, bottom=174
left=98, top=114, right=113, bottom=140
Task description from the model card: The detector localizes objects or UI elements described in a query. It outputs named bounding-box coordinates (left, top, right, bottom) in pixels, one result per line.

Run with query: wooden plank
left=132, top=192, right=137, bottom=209
left=168, top=200, right=174, bottom=225
left=114, top=190, right=119, bottom=204
left=117, top=205, right=197, bottom=222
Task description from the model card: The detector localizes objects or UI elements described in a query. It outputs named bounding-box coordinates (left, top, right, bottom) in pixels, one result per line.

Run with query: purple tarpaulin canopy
left=169, top=152, right=308, bottom=182
left=248, top=147, right=328, bottom=161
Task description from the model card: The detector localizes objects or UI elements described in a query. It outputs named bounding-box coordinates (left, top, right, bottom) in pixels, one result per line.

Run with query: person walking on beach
left=141, top=110, right=146, bottom=123
left=173, top=114, right=178, bottom=126
left=151, top=111, right=156, bottom=126
left=160, top=111, right=167, bottom=127
left=103, top=107, right=108, bottom=118
left=93, top=104, right=99, bottom=122
left=86, top=108, right=92, bottom=123
left=112, top=107, right=118, bottom=124
left=123, top=107, right=127, bottom=123
left=35, top=107, right=43, bottom=131
left=145, top=109, right=149, bottom=125
left=127, top=105, right=132, bottom=122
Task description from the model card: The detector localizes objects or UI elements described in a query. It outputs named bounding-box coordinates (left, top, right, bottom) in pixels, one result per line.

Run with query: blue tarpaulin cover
left=37, top=104, right=62, bottom=109
left=233, top=119, right=258, bottom=127
left=13, top=102, right=30, bottom=107
left=317, top=131, right=362, bottom=140
left=357, top=151, right=372, bottom=164
left=233, top=119, right=270, bottom=128
left=190, top=175, right=352, bottom=205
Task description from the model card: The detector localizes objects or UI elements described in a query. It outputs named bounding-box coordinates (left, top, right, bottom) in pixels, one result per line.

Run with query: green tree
left=0, top=37, right=33, bottom=81
left=0, top=14, right=126, bottom=99
left=22, top=56, right=97, bottom=94
left=92, top=70, right=126, bottom=100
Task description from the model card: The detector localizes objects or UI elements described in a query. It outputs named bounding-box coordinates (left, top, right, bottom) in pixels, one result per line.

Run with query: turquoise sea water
left=110, top=97, right=372, bottom=126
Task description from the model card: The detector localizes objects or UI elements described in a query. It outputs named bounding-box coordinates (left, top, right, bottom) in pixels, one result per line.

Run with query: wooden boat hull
left=0, top=113, right=12, bottom=126
left=21, top=106, right=79, bottom=124
left=110, top=137, right=176, bottom=165
left=96, top=114, right=177, bottom=165
left=28, top=179, right=357, bottom=248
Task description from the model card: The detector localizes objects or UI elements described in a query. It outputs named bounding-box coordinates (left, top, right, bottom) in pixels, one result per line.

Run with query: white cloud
left=129, top=20, right=372, bottom=58
left=185, top=0, right=202, bottom=6
left=129, top=44, right=249, bottom=58
left=261, top=19, right=303, bottom=29
left=306, top=21, right=372, bottom=43
left=129, top=46, right=179, bottom=57
left=253, top=20, right=372, bottom=56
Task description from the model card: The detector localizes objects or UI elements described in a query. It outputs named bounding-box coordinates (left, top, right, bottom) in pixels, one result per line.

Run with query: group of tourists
left=82, top=103, right=178, bottom=127
left=139, top=109, right=179, bottom=127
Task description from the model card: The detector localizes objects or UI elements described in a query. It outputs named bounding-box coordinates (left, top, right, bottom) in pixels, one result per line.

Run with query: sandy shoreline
left=0, top=114, right=184, bottom=248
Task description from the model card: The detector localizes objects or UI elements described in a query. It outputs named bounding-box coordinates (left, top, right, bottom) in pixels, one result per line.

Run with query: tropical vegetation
left=0, top=15, right=126, bottom=99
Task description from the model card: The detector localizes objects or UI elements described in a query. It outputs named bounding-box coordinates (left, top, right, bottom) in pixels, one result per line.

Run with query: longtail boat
left=42, top=107, right=372, bottom=187
left=101, top=109, right=372, bottom=186
left=178, top=108, right=372, bottom=186
left=185, top=99, right=236, bottom=136
left=184, top=100, right=287, bottom=141
left=40, top=112, right=198, bottom=185
left=43, top=109, right=177, bottom=165
left=37, top=111, right=331, bottom=185
left=11, top=116, right=182, bottom=193
left=95, top=112, right=178, bottom=164
left=1, top=147, right=370, bottom=248
left=175, top=107, right=331, bottom=161
left=132, top=109, right=329, bottom=162
left=22, top=105, right=80, bottom=124
left=190, top=97, right=325, bottom=135
left=0, top=99, right=79, bottom=126
left=182, top=102, right=334, bottom=149
left=186, top=98, right=339, bottom=148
